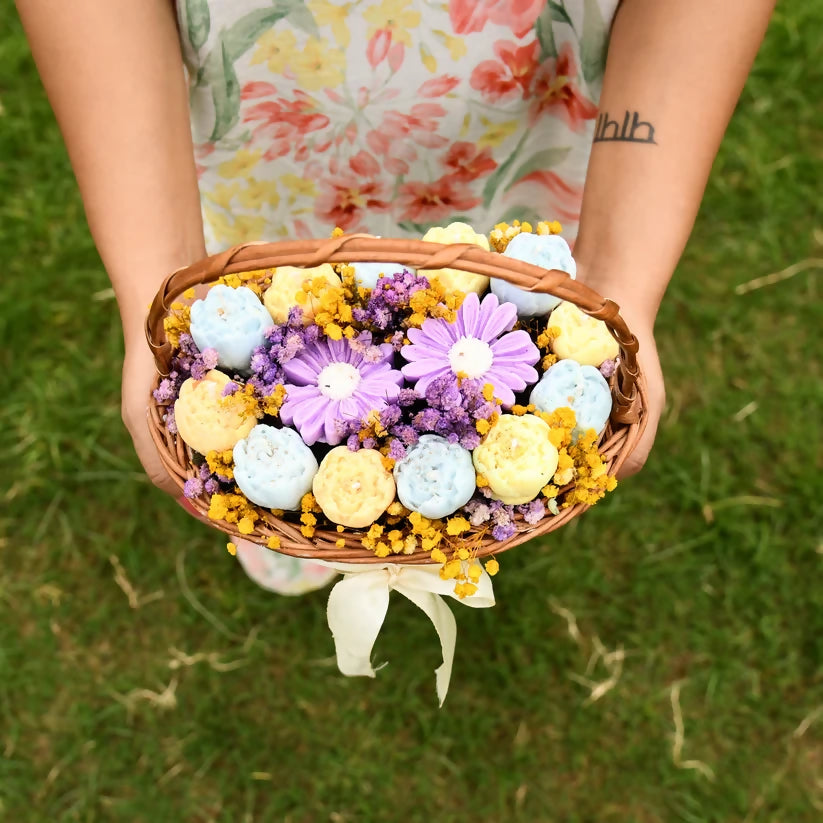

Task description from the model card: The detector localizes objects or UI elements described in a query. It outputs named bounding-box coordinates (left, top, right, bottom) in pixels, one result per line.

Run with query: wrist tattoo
left=593, top=110, right=657, bottom=145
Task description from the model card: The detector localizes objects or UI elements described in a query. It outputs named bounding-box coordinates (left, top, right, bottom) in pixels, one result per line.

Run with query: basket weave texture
left=146, top=235, right=647, bottom=564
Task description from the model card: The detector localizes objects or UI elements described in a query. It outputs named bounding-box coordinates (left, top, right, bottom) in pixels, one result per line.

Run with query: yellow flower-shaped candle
left=263, top=264, right=341, bottom=324
left=549, top=301, right=620, bottom=367
left=313, top=447, right=396, bottom=528
left=472, top=414, right=559, bottom=505
left=421, top=222, right=490, bottom=295
left=174, top=370, right=257, bottom=455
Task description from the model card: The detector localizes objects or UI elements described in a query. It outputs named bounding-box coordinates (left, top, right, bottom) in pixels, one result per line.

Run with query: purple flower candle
left=279, top=337, right=404, bottom=445
left=400, top=292, right=540, bottom=407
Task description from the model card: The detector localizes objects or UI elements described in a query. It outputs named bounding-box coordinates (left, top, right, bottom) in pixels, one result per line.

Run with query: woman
left=16, top=0, right=775, bottom=590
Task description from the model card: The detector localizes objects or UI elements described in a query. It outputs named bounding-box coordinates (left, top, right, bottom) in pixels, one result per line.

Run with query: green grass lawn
left=2, top=3, right=823, bottom=821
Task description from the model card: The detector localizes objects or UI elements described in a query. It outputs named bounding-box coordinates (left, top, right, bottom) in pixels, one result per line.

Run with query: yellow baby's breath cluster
left=299, top=492, right=322, bottom=538
left=354, top=412, right=399, bottom=471
left=214, top=268, right=272, bottom=297
left=437, top=520, right=500, bottom=599
left=563, top=429, right=618, bottom=507
left=536, top=324, right=561, bottom=370
left=208, top=492, right=260, bottom=535
left=260, top=383, right=287, bottom=417
left=533, top=406, right=577, bottom=486
left=163, top=302, right=191, bottom=348
left=407, top=278, right=465, bottom=327
left=474, top=382, right=501, bottom=435
left=489, top=219, right=563, bottom=253
left=358, top=409, right=389, bottom=441
left=221, top=382, right=265, bottom=421
left=357, top=508, right=498, bottom=598
left=206, top=449, right=235, bottom=480
left=299, top=276, right=355, bottom=340
left=361, top=523, right=418, bottom=558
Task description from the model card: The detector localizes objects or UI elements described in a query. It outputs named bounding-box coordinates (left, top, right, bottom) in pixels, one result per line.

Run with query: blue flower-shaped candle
left=401, top=291, right=540, bottom=407
left=529, top=360, right=613, bottom=435
left=393, top=434, right=476, bottom=519
left=491, top=233, right=576, bottom=318
left=233, top=425, right=318, bottom=511
left=190, top=285, right=273, bottom=372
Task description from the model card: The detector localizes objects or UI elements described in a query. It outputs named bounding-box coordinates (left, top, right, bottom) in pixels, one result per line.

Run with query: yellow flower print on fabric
left=281, top=174, right=318, bottom=202
left=205, top=182, right=241, bottom=211
left=218, top=149, right=263, bottom=180
left=477, top=119, right=520, bottom=150
left=308, top=0, right=352, bottom=47
left=204, top=207, right=266, bottom=246
left=363, top=0, right=421, bottom=48
left=291, top=38, right=345, bottom=91
left=237, top=178, right=280, bottom=210
left=419, top=43, right=437, bottom=74
left=250, top=28, right=299, bottom=74
left=432, top=29, right=467, bottom=60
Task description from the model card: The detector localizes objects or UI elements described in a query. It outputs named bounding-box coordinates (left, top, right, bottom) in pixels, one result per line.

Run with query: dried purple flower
left=599, top=358, right=617, bottom=379
left=183, top=477, right=204, bottom=499
left=518, top=499, right=546, bottom=525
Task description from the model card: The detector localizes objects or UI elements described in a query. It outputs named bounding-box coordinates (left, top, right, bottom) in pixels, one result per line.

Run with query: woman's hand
left=121, top=326, right=181, bottom=497
left=622, top=325, right=665, bottom=478
left=576, top=267, right=665, bottom=478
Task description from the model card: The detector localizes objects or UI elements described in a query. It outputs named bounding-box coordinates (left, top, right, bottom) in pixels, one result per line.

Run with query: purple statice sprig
left=248, top=305, right=320, bottom=405
left=411, top=374, right=499, bottom=451
left=599, top=358, right=617, bottom=379
left=182, top=460, right=226, bottom=500
left=353, top=270, right=431, bottom=331
left=152, top=334, right=219, bottom=432
left=463, top=497, right=517, bottom=541
left=348, top=329, right=391, bottom=364
left=336, top=373, right=499, bottom=458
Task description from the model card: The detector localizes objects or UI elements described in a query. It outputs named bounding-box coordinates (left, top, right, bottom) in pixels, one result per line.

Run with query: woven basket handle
left=146, top=237, right=642, bottom=424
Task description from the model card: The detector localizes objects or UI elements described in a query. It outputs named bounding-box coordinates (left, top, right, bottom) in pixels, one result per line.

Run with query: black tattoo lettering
left=593, top=111, right=657, bottom=145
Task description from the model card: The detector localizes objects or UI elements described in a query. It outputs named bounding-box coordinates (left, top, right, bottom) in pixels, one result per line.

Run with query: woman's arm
left=574, top=0, right=775, bottom=475
left=16, top=0, right=206, bottom=494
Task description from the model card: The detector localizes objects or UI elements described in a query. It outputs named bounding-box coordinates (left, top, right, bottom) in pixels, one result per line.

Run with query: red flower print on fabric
left=243, top=92, right=330, bottom=160
left=314, top=151, right=391, bottom=231
left=470, top=39, right=538, bottom=102
left=441, top=142, right=497, bottom=182
left=528, top=43, right=598, bottom=131
left=448, top=0, right=545, bottom=40
left=397, top=176, right=481, bottom=223
left=507, top=170, right=584, bottom=225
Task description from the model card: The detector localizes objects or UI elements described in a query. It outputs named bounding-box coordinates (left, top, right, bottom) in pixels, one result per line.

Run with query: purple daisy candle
left=400, top=292, right=540, bottom=407
left=279, top=338, right=404, bottom=446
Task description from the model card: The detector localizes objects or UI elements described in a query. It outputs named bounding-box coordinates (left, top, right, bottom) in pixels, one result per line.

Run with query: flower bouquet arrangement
left=146, top=220, right=646, bottom=702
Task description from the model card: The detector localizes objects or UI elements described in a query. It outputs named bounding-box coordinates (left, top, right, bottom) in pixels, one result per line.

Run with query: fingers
left=616, top=354, right=665, bottom=479
left=121, top=402, right=182, bottom=496
left=121, top=342, right=182, bottom=497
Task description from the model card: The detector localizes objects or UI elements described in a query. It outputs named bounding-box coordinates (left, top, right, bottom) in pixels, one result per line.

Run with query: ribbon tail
left=398, top=586, right=457, bottom=707
left=326, top=573, right=390, bottom=679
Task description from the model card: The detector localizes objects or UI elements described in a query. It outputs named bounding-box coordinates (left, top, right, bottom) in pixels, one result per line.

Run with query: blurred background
left=1, top=1, right=822, bottom=820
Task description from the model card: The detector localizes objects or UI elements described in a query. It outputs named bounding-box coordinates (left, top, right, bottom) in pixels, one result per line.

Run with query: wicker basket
left=146, top=234, right=647, bottom=564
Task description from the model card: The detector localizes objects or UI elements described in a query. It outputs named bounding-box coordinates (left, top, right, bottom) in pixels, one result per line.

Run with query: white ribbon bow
left=317, top=562, right=496, bottom=705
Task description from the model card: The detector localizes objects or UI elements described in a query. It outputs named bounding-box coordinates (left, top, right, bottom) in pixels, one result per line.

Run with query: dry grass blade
left=109, top=555, right=163, bottom=609
left=669, top=682, right=715, bottom=781
left=734, top=258, right=823, bottom=295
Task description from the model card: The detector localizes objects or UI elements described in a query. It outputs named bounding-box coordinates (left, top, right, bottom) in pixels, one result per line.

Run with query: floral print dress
left=177, top=0, right=619, bottom=253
